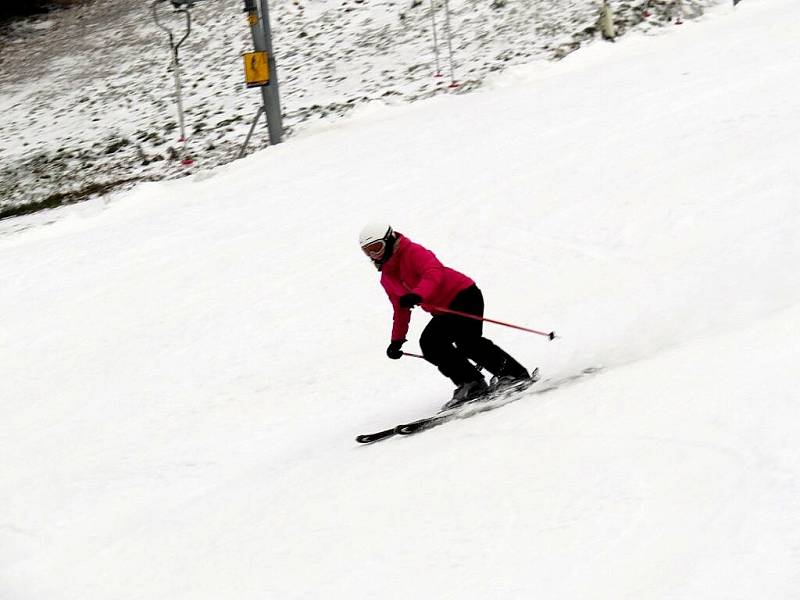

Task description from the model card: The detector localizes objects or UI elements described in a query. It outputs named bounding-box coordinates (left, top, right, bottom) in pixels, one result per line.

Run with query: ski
left=357, top=367, right=557, bottom=444
left=395, top=368, right=540, bottom=436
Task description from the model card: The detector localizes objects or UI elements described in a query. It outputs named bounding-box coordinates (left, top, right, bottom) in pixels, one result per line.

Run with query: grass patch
left=0, top=177, right=141, bottom=221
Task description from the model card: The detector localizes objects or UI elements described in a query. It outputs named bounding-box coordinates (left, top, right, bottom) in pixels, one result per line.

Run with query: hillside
left=0, top=0, right=716, bottom=217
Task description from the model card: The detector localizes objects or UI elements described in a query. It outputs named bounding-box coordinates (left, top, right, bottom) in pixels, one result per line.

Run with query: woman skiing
left=359, top=222, right=530, bottom=409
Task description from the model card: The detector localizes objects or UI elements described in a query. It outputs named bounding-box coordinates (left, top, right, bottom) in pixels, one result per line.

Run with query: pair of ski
left=356, top=368, right=541, bottom=444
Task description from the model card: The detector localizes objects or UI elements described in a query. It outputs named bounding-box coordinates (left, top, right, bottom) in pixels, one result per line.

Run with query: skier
left=359, top=222, right=530, bottom=409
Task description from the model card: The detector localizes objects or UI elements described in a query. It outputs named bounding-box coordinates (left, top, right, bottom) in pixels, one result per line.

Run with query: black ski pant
left=419, top=284, right=528, bottom=385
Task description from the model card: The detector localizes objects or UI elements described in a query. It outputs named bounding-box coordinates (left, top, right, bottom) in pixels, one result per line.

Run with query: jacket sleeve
left=407, top=243, right=445, bottom=302
left=390, top=298, right=412, bottom=342
left=382, top=281, right=411, bottom=341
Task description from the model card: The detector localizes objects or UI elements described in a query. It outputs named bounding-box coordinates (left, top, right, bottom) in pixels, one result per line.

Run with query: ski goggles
left=361, top=239, right=386, bottom=260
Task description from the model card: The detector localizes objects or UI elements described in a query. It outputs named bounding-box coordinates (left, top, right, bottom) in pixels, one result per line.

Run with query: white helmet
left=359, top=221, right=396, bottom=269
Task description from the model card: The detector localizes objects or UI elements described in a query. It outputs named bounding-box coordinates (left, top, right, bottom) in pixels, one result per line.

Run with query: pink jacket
left=380, top=233, right=474, bottom=341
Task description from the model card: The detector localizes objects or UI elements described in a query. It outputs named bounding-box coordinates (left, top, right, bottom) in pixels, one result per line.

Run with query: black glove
left=399, top=293, right=422, bottom=309
left=386, top=339, right=405, bottom=359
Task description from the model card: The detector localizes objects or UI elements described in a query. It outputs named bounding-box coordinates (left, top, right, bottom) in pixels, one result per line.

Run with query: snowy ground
left=0, top=0, right=715, bottom=217
left=2, top=0, right=800, bottom=598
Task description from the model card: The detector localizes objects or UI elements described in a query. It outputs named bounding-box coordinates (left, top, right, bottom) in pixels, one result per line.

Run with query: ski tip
left=356, top=428, right=397, bottom=444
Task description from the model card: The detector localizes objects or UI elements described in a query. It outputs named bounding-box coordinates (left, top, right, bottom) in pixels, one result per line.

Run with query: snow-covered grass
left=2, top=0, right=800, bottom=598
left=0, top=0, right=715, bottom=216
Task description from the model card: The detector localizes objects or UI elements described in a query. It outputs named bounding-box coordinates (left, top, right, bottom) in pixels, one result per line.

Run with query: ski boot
left=441, top=378, right=489, bottom=411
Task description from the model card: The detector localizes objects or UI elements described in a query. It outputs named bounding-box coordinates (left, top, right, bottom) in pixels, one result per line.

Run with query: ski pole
left=428, top=305, right=557, bottom=340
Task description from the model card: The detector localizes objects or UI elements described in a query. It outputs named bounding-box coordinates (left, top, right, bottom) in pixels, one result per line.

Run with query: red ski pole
left=428, top=305, right=557, bottom=340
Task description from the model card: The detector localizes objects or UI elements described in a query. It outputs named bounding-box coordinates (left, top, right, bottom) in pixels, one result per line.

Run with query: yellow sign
left=247, top=12, right=259, bottom=26
left=243, top=51, right=269, bottom=87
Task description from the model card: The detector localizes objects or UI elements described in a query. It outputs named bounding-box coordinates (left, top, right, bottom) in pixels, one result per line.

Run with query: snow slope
left=2, top=1, right=800, bottom=598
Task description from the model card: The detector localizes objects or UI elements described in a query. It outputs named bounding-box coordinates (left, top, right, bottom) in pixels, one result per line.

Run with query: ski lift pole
left=152, top=0, right=195, bottom=165
left=429, top=0, right=442, bottom=77
left=241, top=0, right=283, bottom=150
left=258, top=0, right=283, bottom=145
left=441, top=0, right=459, bottom=87
left=675, top=0, right=684, bottom=24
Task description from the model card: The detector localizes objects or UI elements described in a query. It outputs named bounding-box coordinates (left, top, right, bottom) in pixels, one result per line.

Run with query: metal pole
left=239, top=106, right=265, bottom=158
left=171, top=45, right=187, bottom=142
left=259, top=0, right=283, bottom=144
left=152, top=1, right=194, bottom=165
left=429, top=0, right=442, bottom=77
left=172, top=10, right=192, bottom=142
left=243, top=0, right=283, bottom=145
left=441, top=0, right=458, bottom=87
